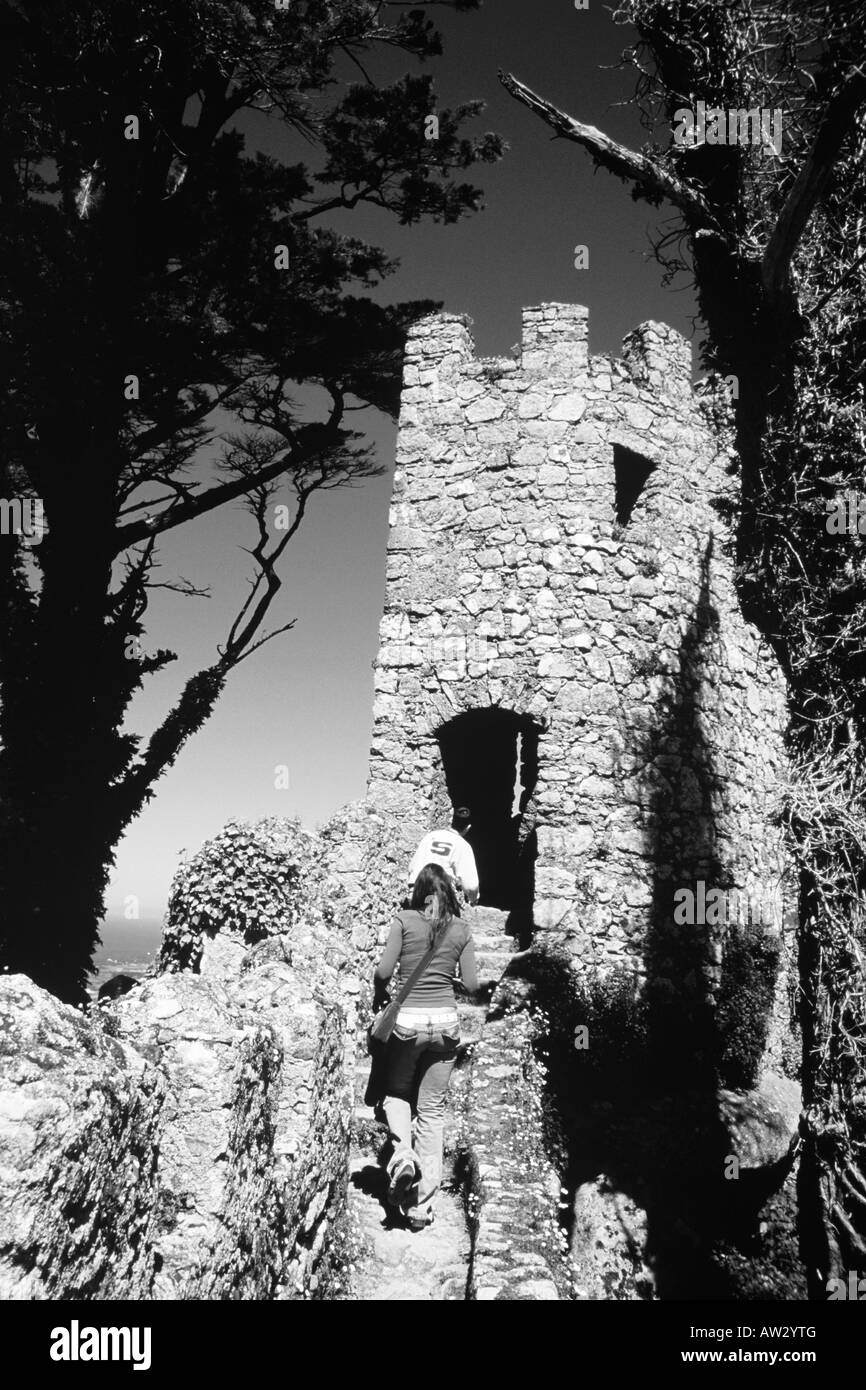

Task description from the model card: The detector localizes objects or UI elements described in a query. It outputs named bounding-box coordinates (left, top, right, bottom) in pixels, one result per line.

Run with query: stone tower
left=363, top=303, right=793, bottom=1061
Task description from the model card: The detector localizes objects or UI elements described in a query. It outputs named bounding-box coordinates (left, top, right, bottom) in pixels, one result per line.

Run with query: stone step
left=462, top=907, right=511, bottom=931
left=465, top=930, right=511, bottom=947
left=474, top=952, right=515, bottom=973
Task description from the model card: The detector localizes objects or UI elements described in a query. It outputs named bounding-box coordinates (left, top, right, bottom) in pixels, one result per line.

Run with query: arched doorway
left=435, top=708, right=539, bottom=913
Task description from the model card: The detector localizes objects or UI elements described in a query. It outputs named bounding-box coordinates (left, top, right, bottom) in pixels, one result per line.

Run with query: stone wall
left=110, top=950, right=350, bottom=1299
left=458, top=970, right=573, bottom=1300
left=0, top=975, right=165, bottom=1299
left=365, top=303, right=796, bottom=1076
left=0, top=921, right=355, bottom=1298
left=319, top=801, right=408, bottom=976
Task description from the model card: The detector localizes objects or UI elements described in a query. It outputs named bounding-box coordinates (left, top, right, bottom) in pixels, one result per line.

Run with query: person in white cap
left=406, top=806, right=479, bottom=906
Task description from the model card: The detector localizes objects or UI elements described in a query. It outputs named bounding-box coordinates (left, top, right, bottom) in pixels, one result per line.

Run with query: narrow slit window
left=614, top=444, right=656, bottom=526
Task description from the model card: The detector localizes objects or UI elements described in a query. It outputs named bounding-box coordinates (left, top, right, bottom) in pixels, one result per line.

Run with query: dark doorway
left=436, top=709, right=539, bottom=912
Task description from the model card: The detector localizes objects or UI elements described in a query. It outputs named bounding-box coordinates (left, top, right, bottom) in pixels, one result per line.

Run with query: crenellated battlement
left=621, top=318, right=693, bottom=390
left=403, top=313, right=475, bottom=382
left=402, top=302, right=692, bottom=399
left=396, top=303, right=707, bottom=520
left=520, top=302, right=589, bottom=374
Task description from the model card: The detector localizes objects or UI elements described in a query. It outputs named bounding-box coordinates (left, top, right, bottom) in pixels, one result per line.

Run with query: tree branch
left=110, top=483, right=310, bottom=828
left=762, top=67, right=866, bottom=301
left=113, top=380, right=353, bottom=554
left=222, top=477, right=311, bottom=660
left=113, top=426, right=326, bottom=554
left=127, top=374, right=256, bottom=461
left=498, top=69, right=722, bottom=234
left=108, top=534, right=158, bottom=623
left=294, top=186, right=377, bottom=221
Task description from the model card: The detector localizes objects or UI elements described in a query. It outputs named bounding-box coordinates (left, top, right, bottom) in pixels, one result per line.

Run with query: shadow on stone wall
left=499, top=544, right=798, bottom=1299
left=615, top=539, right=743, bottom=1295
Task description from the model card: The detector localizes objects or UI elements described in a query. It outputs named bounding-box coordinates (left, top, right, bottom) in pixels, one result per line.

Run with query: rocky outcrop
left=0, top=976, right=165, bottom=1299
left=719, top=1072, right=802, bottom=1171
left=0, top=894, right=357, bottom=1299
left=108, top=959, right=351, bottom=1299
left=572, top=1176, right=655, bottom=1301
left=568, top=1074, right=803, bottom=1300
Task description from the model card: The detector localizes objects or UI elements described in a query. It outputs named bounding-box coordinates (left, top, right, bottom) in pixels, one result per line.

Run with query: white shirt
left=407, top=828, right=479, bottom=904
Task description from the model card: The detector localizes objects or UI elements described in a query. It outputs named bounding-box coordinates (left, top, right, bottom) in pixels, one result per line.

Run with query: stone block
left=548, top=392, right=587, bottom=422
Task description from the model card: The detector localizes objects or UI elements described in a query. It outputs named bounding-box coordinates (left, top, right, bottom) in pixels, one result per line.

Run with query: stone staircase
left=345, top=906, right=516, bottom=1300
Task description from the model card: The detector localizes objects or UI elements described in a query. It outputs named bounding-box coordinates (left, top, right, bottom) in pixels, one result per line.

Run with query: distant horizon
left=91, top=917, right=165, bottom=991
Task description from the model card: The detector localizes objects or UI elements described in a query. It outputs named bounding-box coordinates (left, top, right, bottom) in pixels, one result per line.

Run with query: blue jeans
left=383, top=1009, right=460, bottom=1222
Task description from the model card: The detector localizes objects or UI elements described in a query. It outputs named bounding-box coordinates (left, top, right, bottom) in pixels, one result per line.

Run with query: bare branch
left=339, top=43, right=375, bottom=86
left=145, top=575, right=211, bottom=599
left=111, top=487, right=308, bottom=827
left=127, top=375, right=254, bottom=460
left=118, top=472, right=200, bottom=518
left=221, top=478, right=308, bottom=659
left=294, top=184, right=378, bottom=222
left=113, top=383, right=355, bottom=555
left=108, top=535, right=159, bottom=623
left=226, top=619, right=297, bottom=668
left=113, top=433, right=295, bottom=552
left=498, top=69, right=723, bottom=235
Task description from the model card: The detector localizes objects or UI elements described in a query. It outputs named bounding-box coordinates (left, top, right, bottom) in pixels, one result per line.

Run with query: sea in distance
left=89, top=915, right=164, bottom=995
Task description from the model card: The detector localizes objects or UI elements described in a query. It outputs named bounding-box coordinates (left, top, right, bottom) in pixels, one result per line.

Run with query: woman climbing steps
left=373, top=864, right=478, bottom=1230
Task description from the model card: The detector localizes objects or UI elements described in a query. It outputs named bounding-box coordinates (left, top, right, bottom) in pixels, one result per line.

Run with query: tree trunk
left=0, top=429, right=128, bottom=1003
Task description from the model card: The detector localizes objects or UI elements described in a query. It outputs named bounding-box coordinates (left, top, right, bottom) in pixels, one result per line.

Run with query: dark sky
left=108, top=0, right=699, bottom=923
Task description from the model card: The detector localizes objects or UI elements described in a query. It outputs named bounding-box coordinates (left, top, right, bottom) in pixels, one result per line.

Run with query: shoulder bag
left=364, top=920, right=453, bottom=1108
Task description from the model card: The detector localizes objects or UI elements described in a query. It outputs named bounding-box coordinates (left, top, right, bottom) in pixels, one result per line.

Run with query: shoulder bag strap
left=391, top=919, right=454, bottom=1009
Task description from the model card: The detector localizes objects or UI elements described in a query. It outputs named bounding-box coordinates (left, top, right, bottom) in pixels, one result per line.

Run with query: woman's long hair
left=410, top=863, right=460, bottom=946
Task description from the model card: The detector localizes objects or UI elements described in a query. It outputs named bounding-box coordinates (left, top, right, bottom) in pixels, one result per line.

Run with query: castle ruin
left=0, top=304, right=804, bottom=1303
left=364, top=303, right=794, bottom=1070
